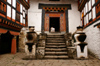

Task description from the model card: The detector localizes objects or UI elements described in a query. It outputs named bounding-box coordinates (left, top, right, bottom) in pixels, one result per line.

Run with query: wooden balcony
left=0, top=15, right=23, bottom=32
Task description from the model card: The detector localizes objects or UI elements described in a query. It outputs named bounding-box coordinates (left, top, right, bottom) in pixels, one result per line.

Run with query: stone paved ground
left=0, top=52, right=100, bottom=66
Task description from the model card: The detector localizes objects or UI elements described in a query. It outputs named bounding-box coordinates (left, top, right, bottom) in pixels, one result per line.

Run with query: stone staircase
left=44, top=34, right=68, bottom=59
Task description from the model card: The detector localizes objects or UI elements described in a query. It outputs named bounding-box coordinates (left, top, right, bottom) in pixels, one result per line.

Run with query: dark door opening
left=0, top=31, right=14, bottom=54
left=50, top=17, right=60, bottom=32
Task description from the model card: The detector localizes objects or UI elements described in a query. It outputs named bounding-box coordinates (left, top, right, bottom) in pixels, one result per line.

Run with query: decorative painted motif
left=60, top=14, right=64, bottom=31
left=45, top=14, right=49, bottom=31
left=45, top=13, right=66, bottom=32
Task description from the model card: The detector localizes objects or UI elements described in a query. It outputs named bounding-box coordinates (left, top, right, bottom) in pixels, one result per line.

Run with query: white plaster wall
left=28, top=0, right=80, bottom=34
left=84, top=20, right=100, bottom=59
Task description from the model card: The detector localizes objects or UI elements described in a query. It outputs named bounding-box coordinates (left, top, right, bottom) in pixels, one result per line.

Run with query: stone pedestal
left=23, top=26, right=37, bottom=59
left=76, top=43, right=88, bottom=59
left=36, top=33, right=47, bottom=59
left=67, top=47, right=76, bottom=59
left=37, top=47, right=45, bottom=59
left=64, top=33, right=73, bottom=47
left=25, top=43, right=36, bottom=56
left=74, top=26, right=88, bottom=59
left=19, top=27, right=29, bottom=52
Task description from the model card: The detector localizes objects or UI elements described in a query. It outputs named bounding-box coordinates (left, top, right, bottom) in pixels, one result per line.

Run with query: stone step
left=47, top=40, right=65, bottom=42
left=46, top=47, right=66, bottom=49
left=46, top=45, right=66, bottom=48
left=46, top=43, right=66, bottom=45
left=45, top=50, right=67, bottom=52
left=47, top=35, right=64, bottom=38
left=45, top=34, right=68, bottom=59
left=47, top=34, right=63, bottom=35
left=45, top=52, right=68, bottom=55
left=45, top=48, right=67, bottom=51
left=47, top=38, right=64, bottom=40
left=47, top=40, right=65, bottom=43
left=47, top=34, right=64, bottom=36
left=44, top=55, right=69, bottom=59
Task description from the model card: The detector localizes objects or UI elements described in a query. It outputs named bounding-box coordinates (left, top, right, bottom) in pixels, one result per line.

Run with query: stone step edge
left=44, top=56, right=69, bottom=58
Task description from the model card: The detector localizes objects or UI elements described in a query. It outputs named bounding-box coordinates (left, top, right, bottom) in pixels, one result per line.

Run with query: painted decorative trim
left=0, top=16, right=23, bottom=32
left=94, top=22, right=100, bottom=27
left=39, top=3, right=71, bottom=9
left=96, top=11, right=100, bottom=17
left=84, top=17, right=100, bottom=28
left=0, top=10, right=6, bottom=15
left=39, top=3, right=71, bottom=33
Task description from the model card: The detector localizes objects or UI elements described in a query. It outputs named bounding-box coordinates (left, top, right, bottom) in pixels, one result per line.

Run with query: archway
left=0, top=31, right=14, bottom=54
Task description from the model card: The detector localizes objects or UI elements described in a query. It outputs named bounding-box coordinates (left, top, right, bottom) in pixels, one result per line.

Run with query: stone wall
left=84, top=20, right=100, bottom=59
left=19, top=27, right=29, bottom=52
left=28, top=0, right=80, bottom=34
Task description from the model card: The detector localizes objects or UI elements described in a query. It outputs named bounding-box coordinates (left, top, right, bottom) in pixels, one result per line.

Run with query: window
left=16, top=13, right=20, bottom=22
left=16, top=2, right=20, bottom=22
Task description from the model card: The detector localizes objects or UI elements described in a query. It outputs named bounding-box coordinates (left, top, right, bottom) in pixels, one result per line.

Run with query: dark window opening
left=49, top=17, right=60, bottom=32
left=16, top=13, right=20, bottom=22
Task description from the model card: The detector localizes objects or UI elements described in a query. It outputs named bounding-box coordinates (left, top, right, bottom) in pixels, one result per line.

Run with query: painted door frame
left=39, top=3, right=71, bottom=33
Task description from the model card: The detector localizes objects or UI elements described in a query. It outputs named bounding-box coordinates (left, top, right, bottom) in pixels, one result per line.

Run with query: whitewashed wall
left=84, top=5, right=100, bottom=58
left=28, top=0, right=80, bottom=34
left=84, top=20, right=100, bottom=59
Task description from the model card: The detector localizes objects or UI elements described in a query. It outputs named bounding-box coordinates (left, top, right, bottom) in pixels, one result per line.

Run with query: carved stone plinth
left=36, top=33, right=47, bottom=59
left=64, top=33, right=73, bottom=47
left=25, top=42, right=36, bottom=56
left=74, top=26, right=88, bottom=59
left=36, top=47, right=45, bottom=59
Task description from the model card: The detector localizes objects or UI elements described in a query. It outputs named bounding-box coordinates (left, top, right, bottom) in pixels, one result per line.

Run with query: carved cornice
left=78, top=0, right=88, bottom=12
left=0, top=16, right=23, bottom=32
left=18, top=0, right=30, bottom=10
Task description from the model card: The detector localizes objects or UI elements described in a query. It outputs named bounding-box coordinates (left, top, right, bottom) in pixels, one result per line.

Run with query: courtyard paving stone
left=0, top=52, right=100, bottom=66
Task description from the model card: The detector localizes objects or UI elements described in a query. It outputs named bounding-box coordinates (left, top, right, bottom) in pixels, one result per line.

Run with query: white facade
left=28, top=0, right=80, bottom=34
left=84, top=20, right=100, bottom=59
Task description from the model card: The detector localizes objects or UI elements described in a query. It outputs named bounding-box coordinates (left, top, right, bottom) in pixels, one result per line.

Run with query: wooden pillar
left=41, top=9, right=45, bottom=33
left=11, top=36, right=16, bottom=54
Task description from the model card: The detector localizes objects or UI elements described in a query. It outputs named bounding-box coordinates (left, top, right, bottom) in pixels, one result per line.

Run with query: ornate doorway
left=39, top=3, right=71, bottom=33
left=45, top=13, right=66, bottom=32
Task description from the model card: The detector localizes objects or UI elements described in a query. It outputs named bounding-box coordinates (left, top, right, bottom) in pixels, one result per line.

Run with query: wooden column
left=11, top=36, right=17, bottom=54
